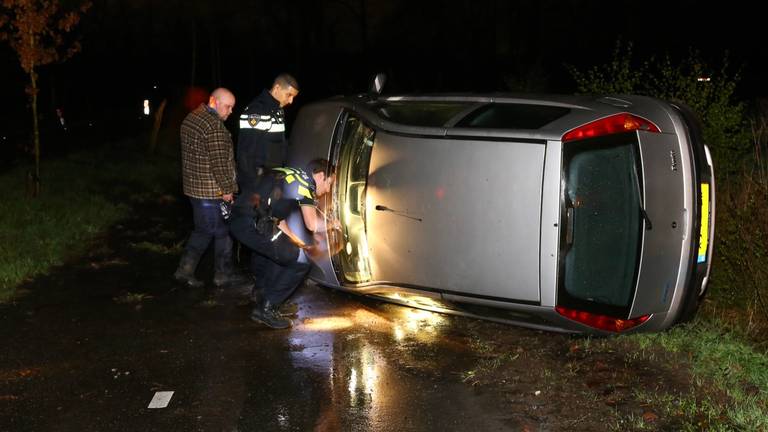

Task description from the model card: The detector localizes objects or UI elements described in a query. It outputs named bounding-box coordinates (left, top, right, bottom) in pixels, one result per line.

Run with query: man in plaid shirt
left=174, top=88, right=253, bottom=292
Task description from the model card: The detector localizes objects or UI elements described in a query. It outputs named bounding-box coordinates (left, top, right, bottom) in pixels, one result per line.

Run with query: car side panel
left=539, top=140, right=562, bottom=307
left=365, top=132, right=544, bottom=302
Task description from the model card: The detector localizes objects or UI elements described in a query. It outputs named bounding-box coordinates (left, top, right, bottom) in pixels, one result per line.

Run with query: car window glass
left=331, top=114, right=374, bottom=283
left=376, top=102, right=470, bottom=127
left=559, top=133, right=642, bottom=314
left=456, top=104, right=570, bottom=129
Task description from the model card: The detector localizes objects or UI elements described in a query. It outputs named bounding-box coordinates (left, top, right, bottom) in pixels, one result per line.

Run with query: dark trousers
left=229, top=215, right=310, bottom=305
left=184, top=197, right=232, bottom=271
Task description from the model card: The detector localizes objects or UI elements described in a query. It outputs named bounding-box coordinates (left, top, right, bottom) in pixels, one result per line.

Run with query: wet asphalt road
left=0, top=200, right=521, bottom=432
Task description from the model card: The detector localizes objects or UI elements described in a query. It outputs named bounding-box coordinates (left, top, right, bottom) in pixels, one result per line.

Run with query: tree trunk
left=148, top=98, right=167, bottom=154
left=210, top=27, right=220, bottom=87
left=190, top=20, right=197, bottom=86
left=30, top=68, right=40, bottom=197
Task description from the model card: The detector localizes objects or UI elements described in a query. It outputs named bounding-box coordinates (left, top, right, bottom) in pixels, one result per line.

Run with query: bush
left=568, top=41, right=751, bottom=173
left=568, top=41, right=768, bottom=341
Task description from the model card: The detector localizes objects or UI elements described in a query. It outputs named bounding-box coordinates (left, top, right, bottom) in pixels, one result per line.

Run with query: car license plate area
left=697, top=183, right=710, bottom=263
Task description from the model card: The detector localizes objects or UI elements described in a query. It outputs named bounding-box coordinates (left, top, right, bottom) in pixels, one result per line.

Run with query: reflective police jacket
left=231, top=167, right=316, bottom=222
left=237, top=89, right=287, bottom=189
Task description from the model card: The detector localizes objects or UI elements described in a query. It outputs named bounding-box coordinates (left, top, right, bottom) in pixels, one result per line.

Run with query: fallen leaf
left=642, top=411, right=659, bottom=423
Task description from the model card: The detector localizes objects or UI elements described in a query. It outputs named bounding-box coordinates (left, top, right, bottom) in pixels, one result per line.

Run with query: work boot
left=250, top=300, right=291, bottom=329
left=278, top=300, right=299, bottom=317
left=174, top=251, right=204, bottom=288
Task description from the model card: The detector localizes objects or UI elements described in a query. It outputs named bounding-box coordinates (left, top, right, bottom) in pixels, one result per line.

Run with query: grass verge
left=610, top=319, right=768, bottom=431
left=0, top=143, right=178, bottom=301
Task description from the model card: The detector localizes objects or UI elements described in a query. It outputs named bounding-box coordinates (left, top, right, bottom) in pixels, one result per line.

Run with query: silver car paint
left=630, top=131, right=688, bottom=317
left=366, top=132, right=544, bottom=302
left=285, top=94, right=712, bottom=334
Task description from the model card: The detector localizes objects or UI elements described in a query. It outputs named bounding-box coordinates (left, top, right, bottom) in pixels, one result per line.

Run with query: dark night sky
left=2, top=0, right=768, bottom=143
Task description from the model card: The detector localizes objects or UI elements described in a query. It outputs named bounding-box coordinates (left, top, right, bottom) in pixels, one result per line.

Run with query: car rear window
left=558, top=133, right=643, bottom=317
left=376, top=102, right=471, bottom=127
left=456, top=104, right=570, bottom=129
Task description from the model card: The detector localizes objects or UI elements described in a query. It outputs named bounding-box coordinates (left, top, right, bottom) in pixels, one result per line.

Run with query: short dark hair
left=306, top=158, right=335, bottom=176
left=273, top=73, right=299, bottom=92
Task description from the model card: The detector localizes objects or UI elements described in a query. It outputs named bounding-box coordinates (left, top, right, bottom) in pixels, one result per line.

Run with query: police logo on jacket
left=237, top=89, right=288, bottom=189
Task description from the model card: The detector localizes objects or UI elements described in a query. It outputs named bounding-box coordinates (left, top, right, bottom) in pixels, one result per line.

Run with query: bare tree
left=0, top=0, right=91, bottom=196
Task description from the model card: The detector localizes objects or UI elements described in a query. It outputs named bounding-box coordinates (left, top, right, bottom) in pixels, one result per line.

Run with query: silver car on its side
left=286, top=90, right=715, bottom=335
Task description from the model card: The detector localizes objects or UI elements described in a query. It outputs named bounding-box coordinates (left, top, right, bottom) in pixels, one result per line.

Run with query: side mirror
left=369, top=73, right=386, bottom=95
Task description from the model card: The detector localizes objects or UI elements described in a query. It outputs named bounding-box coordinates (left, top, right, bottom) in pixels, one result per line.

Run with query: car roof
left=311, top=93, right=677, bottom=141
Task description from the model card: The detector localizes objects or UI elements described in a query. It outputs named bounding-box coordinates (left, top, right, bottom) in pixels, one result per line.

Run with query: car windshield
left=559, top=133, right=642, bottom=316
left=376, top=101, right=472, bottom=127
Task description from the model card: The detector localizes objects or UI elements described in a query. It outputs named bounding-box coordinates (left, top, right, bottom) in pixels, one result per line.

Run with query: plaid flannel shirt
left=180, top=104, right=238, bottom=199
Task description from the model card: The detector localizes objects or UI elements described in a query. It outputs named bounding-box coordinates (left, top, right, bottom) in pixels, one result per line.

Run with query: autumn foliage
left=0, top=0, right=91, bottom=196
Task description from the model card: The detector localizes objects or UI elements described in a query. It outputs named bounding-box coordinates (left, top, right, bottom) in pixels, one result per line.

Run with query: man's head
left=306, top=158, right=335, bottom=197
left=269, top=73, right=299, bottom=108
left=209, top=88, right=235, bottom=120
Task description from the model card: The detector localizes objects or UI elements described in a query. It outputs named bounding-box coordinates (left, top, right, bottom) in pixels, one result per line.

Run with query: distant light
left=143, top=99, right=151, bottom=116
left=153, top=85, right=158, bottom=90
left=697, top=76, right=711, bottom=82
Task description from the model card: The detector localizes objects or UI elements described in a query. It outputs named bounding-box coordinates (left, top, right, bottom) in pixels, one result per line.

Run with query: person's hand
left=222, top=193, right=234, bottom=203
left=303, top=243, right=321, bottom=259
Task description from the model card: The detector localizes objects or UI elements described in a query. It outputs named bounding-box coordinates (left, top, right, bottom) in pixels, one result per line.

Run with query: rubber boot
left=174, top=250, right=204, bottom=288
left=249, top=300, right=291, bottom=329
left=213, top=245, right=254, bottom=297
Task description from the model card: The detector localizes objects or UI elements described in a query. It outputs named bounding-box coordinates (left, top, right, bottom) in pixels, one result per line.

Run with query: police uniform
left=229, top=167, right=315, bottom=318
left=236, top=89, right=287, bottom=190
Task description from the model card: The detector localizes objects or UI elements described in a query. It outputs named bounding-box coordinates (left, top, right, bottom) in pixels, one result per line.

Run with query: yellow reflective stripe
left=285, top=174, right=295, bottom=184
left=297, top=185, right=312, bottom=199
left=294, top=174, right=309, bottom=187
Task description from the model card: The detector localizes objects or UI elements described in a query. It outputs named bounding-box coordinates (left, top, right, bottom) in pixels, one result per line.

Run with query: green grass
left=0, top=145, right=179, bottom=301
left=113, top=292, right=154, bottom=304
left=619, top=319, right=768, bottom=431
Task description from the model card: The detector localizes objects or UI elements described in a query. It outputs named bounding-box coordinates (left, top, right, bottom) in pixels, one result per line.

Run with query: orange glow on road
left=299, top=316, right=354, bottom=331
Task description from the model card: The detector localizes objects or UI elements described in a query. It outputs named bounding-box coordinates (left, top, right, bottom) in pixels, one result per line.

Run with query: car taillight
left=555, top=306, right=650, bottom=332
left=562, top=113, right=660, bottom=143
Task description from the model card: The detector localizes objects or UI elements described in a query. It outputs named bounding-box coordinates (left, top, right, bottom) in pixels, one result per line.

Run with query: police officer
left=229, top=159, right=336, bottom=329
left=237, top=73, right=299, bottom=190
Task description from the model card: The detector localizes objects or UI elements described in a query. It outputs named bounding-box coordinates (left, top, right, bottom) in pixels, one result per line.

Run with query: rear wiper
left=630, top=145, right=653, bottom=231
left=564, top=197, right=575, bottom=250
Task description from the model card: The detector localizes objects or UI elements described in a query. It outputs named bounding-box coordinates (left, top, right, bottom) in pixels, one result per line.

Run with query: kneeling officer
left=229, top=159, right=336, bottom=328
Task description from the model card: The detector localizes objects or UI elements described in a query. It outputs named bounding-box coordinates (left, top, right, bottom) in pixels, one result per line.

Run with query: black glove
left=253, top=209, right=278, bottom=237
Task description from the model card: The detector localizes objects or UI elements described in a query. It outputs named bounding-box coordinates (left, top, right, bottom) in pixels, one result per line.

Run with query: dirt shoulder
left=2, top=168, right=758, bottom=432
left=457, top=321, right=735, bottom=431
